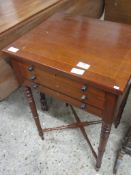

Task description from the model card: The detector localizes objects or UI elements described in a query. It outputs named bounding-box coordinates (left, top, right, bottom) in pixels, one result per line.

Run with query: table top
left=0, top=0, right=64, bottom=35
left=3, top=13, right=131, bottom=94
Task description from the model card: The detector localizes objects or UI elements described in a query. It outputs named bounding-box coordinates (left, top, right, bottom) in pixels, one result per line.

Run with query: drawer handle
left=28, top=65, right=34, bottom=71
left=81, top=95, right=87, bottom=100
left=32, top=84, right=39, bottom=89
left=81, top=85, right=87, bottom=92
left=30, top=75, right=37, bottom=81
left=80, top=103, right=86, bottom=109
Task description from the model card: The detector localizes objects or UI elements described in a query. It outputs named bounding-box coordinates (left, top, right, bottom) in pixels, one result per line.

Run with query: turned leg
left=40, top=92, right=48, bottom=111
left=24, top=86, right=44, bottom=140
left=96, top=121, right=112, bottom=170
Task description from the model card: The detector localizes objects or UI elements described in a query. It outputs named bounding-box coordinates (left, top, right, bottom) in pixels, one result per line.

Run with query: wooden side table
left=2, top=13, right=131, bottom=170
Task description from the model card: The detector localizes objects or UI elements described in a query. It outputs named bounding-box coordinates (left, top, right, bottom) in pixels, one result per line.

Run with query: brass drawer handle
left=30, top=75, right=37, bottom=81
left=81, top=95, right=87, bottom=100
left=81, top=85, right=88, bottom=92
left=32, top=84, right=39, bottom=89
left=28, top=65, right=34, bottom=71
left=80, top=103, right=86, bottom=109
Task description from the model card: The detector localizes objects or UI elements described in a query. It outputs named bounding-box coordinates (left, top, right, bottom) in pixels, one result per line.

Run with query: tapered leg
left=24, top=86, right=44, bottom=140
left=40, top=92, right=48, bottom=111
left=96, top=121, right=112, bottom=170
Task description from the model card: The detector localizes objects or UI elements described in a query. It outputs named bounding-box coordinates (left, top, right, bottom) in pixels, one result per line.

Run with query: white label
left=114, top=86, right=120, bottom=90
left=71, top=68, right=85, bottom=75
left=77, top=62, right=90, bottom=70
left=8, top=47, right=19, bottom=53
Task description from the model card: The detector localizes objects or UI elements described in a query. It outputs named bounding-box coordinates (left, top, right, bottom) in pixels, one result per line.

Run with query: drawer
left=25, top=80, right=103, bottom=117
left=12, top=60, right=105, bottom=110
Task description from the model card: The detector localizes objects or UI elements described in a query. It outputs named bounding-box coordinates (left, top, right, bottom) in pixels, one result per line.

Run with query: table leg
left=96, top=121, right=112, bottom=170
left=24, top=86, right=44, bottom=140
left=95, top=93, right=117, bottom=170
left=40, top=92, right=48, bottom=111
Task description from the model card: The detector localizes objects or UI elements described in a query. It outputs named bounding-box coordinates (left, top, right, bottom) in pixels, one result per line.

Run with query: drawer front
left=25, top=80, right=103, bottom=117
left=12, top=60, right=105, bottom=110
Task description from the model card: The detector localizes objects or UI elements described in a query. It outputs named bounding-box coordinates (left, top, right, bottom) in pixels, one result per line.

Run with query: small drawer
left=27, top=81, right=103, bottom=117
left=12, top=60, right=105, bottom=110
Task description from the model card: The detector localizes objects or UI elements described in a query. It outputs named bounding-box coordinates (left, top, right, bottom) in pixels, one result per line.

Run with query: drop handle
left=28, top=65, right=34, bottom=71
left=80, top=103, right=86, bottom=109
left=30, top=75, right=37, bottom=81
left=81, top=85, right=87, bottom=92
left=81, top=95, right=87, bottom=100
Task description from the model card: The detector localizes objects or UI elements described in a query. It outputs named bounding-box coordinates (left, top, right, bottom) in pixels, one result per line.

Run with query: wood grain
left=0, top=0, right=69, bottom=100
left=3, top=13, right=131, bottom=94
left=11, top=60, right=105, bottom=110
left=3, top=13, right=131, bottom=170
left=0, top=0, right=68, bottom=35
left=0, top=0, right=69, bottom=50
left=25, top=80, right=103, bottom=117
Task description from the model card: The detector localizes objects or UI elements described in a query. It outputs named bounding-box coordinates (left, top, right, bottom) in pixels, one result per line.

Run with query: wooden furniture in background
left=0, top=58, right=18, bottom=101
left=105, top=0, right=131, bottom=24
left=3, top=13, right=131, bottom=170
left=65, top=0, right=104, bottom=18
left=0, top=0, right=70, bottom=100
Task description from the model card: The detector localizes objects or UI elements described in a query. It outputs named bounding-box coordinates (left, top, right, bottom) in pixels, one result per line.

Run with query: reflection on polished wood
left=0, top=0, right=68, bottom=34
left=0, top=0, right=69, bottom=49
left=2, top=13, right=131, bottom=170
left=0, top=0, right=70, bottom=100
left=4, top=13, right=131, bottom=94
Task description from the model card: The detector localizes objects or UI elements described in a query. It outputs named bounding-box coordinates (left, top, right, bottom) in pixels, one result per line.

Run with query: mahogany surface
left=0, top=0, right=69, bottom=50
left=0, top=0, right=68, bottom=35
left=2, top=13, right=131, bottom=170
left=3, top=13, right=131, bottom=94
left=0, top=0, right=69, bottom=100
left=12, top=60, right=105, bottom=110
